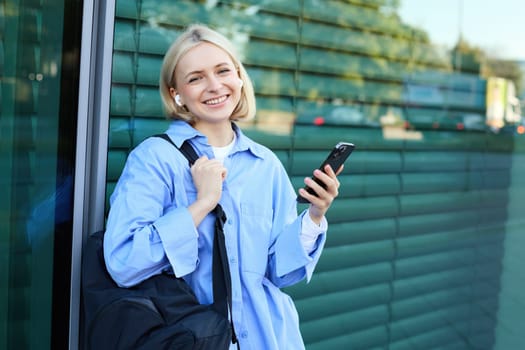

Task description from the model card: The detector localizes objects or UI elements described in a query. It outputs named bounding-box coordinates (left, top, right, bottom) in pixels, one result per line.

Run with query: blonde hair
left=159, top=24, right=256, bottom=122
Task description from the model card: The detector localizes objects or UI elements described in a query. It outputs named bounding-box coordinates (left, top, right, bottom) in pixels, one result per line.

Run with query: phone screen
left=297, top=142, right=354, bottom=203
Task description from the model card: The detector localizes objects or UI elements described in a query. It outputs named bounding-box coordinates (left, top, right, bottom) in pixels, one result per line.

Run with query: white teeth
left=205, top=96, right=227, bottom=105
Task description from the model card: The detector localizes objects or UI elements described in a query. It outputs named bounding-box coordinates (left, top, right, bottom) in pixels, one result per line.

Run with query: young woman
left=103, top=23, right=342, bottom=349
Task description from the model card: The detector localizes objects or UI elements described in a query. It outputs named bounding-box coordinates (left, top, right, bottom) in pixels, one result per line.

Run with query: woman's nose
left=206, top=75, right=222, bottom=91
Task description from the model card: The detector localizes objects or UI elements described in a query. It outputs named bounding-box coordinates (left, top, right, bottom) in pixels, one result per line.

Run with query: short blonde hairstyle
left=159, top=24, right=256, bottom=122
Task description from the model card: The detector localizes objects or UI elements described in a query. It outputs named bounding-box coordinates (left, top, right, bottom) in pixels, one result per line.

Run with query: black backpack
left=81, top=134, right=237, bottom=349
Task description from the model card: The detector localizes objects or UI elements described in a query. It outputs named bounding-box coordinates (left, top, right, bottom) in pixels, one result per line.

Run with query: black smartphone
left=297, top=142, right=355, bottom=203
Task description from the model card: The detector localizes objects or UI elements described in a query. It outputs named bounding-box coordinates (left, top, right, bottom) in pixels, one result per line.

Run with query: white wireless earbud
left=174, top=94, right=183, bottom=107
left=239, top=79, right=244, bottom=88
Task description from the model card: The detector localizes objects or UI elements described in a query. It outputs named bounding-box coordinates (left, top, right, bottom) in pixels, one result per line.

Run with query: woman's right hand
left=188, top=156, right=227, bottom=225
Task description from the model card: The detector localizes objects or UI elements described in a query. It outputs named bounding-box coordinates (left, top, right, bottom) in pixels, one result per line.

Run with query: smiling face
left=172, top=42, right=242, bottom=127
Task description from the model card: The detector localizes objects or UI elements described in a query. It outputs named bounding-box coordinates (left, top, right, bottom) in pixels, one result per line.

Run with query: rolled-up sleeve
left=271, top=210, right=327, bottom=284
left=153, top=206, right=200, bottom=277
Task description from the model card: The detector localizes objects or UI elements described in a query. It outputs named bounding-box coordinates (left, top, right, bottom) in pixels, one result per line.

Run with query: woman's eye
left=188, top=76, right=200, bottom=83
left=218, top=68, right=231, bottom=74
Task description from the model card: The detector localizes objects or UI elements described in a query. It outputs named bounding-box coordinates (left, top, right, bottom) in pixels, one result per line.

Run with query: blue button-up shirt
left=104, top=120, right=327, bottom=349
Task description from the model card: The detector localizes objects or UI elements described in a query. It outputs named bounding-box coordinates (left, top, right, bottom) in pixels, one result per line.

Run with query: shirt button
left=230, top=257, right=236, bottom=264
left=227, top=219, right=233, bottom=225
left=240, top=331, right=248, bottom=339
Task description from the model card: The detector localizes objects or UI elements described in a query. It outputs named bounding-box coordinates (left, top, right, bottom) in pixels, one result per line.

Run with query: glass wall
left=104, top=0, right=524, bottom=349
left=0, top=0, right=83, bottom=349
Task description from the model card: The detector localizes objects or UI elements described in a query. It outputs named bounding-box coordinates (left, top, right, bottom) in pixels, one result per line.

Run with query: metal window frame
left=69, top=0, right=116, bottom=348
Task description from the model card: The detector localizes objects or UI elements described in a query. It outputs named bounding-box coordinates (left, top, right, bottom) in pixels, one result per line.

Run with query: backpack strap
left=152, top=133, right=239, bottom=347
left=153, top=133, right=198, bottom=165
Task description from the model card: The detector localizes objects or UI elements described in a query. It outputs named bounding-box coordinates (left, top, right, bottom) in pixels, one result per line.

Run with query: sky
left=398, top=0, right=525, bottom=61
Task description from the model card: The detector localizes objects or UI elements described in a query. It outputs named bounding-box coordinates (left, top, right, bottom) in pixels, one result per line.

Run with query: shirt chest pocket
left=239, top=202, right=273, bottom=275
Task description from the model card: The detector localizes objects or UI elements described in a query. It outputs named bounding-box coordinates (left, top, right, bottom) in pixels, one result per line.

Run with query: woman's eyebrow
left=184, top=62, right=231, bottom=79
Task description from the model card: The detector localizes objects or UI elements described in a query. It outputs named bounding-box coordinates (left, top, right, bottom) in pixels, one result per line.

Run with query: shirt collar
left=165, top=120, right=265, bottom=160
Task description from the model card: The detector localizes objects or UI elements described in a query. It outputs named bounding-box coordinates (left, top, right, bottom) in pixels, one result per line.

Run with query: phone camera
left=334, top=145, right=347, bottom=158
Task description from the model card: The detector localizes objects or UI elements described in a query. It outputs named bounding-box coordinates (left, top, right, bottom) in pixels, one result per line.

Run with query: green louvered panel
left=291, top=173, right=400, bottom=200
left=394, top=249, right=475, bottom=282
left=141, top=0, right=210, bottom=26
left=478, top=188, right=510, bottom=210
left=131, top=118, right=171, bottom=146
left=110, top=86, right=132, bottom=116
left=297, top=288, right=391, bottom=348
left=112, top=53, right=161, bottom=86
left=285, top=262, right=393, bottom=299
left=393, top=266, right=474, bottom=300
left=403, top=151, right=469, bottom=171
left=300, top=22, right=412, bottom=61
left=136, top=56, right=162, bottom=85
left=114, top=20, right=177, bottom=55
left=111, top=53, right=133, bottom=84
left=300, top=305, right=389, bottom=345
left=398, top=211, right=479, bottom=237
left=407, top=70, right=485, bottom=92
left=400, top=191, right=482, bottom=215
left=485, top=135, right=515, bottom=153
left=302, top=0, right=405, bottom=36
left=404, top=129, right=486, bottom=150
left=392, top=286, right=478, bottom=324
left=404, top=82, right=485, bottom=109
left=291, top=149, right=402, bottom=176
left=138, top=26, right=177, bottom=55
left=409, top=43, right=450, bottom=67
left=255, top=96, right=294, bottom=113
left=108, top=117, right=133, bottom=149
left=402, top=171, right=468, bottom=193
left=293, top=124, right=404, bottom=150
left=241, top=129, right=292, bottom=150
left=481, top=151, right=513, bottom=169
left=247, top=67, right=296, bottom=95
left=317, top=240, right=395, bottom=273
left=105, top=183, right=116, bottom=210
left=107, top=150, right=127, bottom=182
left=515, top=139, right=525, bottom=153
left=390, top=307, right=472, bottom=345
left=113, top=22, right=136, bottom=52
left=232, top=12, right=299, bottom=43
left=390, top=333, right=470, bottom=350
left=244, top=40, right=297, bottom=69
left=390, top=285, right=498, bottom=348
left=297, top=284, right=391, bottom=322
left=404, top=108, right=452, bottom=130
left=135, top=87, right=164, bottom=117
left=306, top=326, right=388, bottom=350
left=390, top=314, right=477, bottom=349
left=115, top=0, right=138, bottom=19
left=298, top=73, right=404, bottom=102
left=140, top=0, right=301, bottom=44
left=327, top=196, right=399, bottom=223
left=299, top=47, right=408, bottom=81
left=294, top=101, right=405, bottom=132
left=326, top=218, right=397, bottom=247
left=224, top=0, right=301, bottom=16
left=110, top=85, right=163, bottom=119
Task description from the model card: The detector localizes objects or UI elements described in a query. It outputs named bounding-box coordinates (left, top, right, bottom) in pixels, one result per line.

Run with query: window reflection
left=0, top=0, right=80, bottom=349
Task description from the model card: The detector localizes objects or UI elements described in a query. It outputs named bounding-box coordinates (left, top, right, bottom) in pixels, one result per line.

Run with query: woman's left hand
left=299, top=165, right=343, bottom=225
